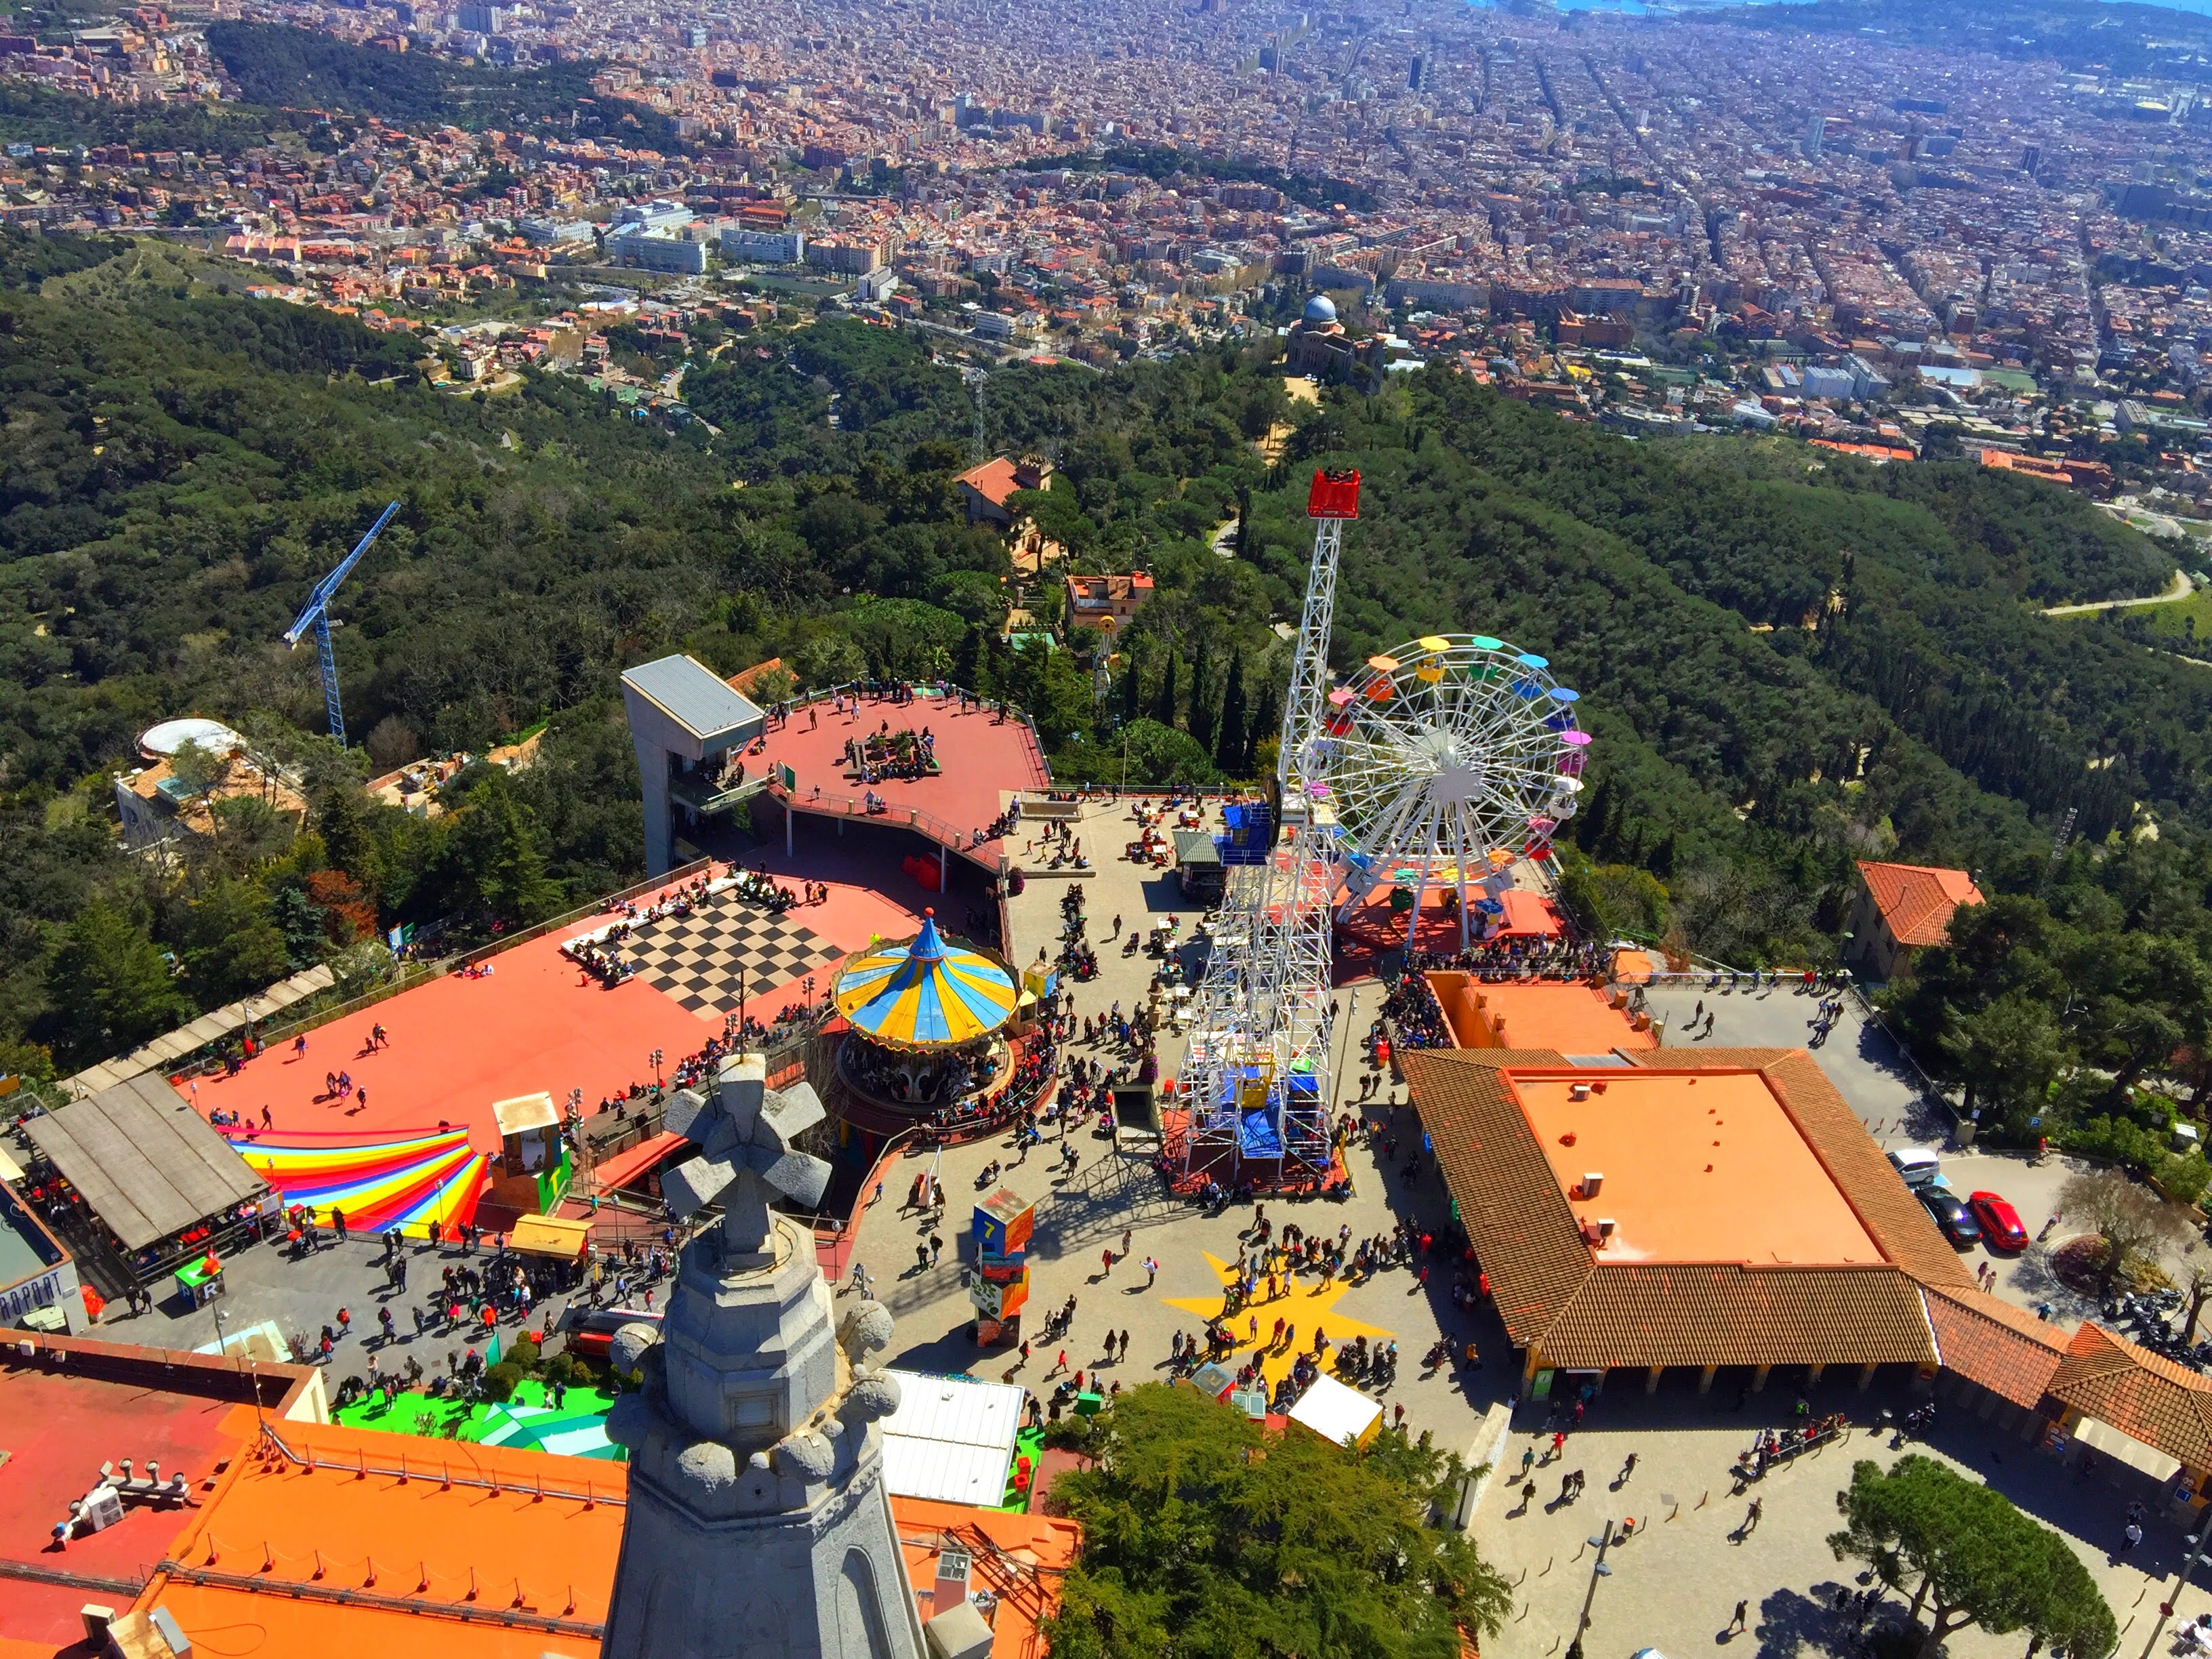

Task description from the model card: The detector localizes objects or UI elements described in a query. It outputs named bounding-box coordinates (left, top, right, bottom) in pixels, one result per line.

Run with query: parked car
left=1919, top=1185, right=1984, bottom=1248
left=559, top=1304, right=661, bottom=1360
left=1967, top=1191, right=2029, bottom=1251
left=1888, top=1148, right=1943, bottom=1189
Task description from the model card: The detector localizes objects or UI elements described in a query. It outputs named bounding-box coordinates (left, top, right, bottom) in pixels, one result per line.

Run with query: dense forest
left=1017, top=146, right=1381, bottom=216
left=203, top=23, right=693, bottom=148
left=4, top=230, right=2211, bottom=1155
left=0, top=83, right=302, bottom=157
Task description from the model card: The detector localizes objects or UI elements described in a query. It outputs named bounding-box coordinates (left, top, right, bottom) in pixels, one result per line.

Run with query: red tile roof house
left=954, top=455, right=1052, bottom=528
left=1847, top=860, right=1985, bottom=981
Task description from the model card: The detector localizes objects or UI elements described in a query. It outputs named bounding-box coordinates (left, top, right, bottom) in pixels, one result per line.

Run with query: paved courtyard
left=67, top=800, right=2212, bottom=1659
left=1471, top=1372, right=2212, bottom=1659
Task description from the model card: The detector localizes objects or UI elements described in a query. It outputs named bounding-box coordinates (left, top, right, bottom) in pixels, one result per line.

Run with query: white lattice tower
left=1178, top=471, right=1359, bottom=1181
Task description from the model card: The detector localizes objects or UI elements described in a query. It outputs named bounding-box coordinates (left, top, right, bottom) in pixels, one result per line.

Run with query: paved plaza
left=1471, top=1377, right=2212, bottom=1659
left=73, top=792, right=2212, bottom=1659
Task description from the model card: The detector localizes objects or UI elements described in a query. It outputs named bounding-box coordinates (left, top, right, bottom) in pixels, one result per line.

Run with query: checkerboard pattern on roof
left=617, top=899, right=845, bottom=1013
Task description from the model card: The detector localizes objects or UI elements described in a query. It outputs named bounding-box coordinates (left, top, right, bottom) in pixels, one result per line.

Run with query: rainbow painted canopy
left=832, top=910, right=1019, bottom=1050
left=223, top=1125, right=487, bottom=1238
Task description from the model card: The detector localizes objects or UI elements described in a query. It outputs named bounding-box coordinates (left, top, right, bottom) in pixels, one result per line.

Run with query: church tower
left=599, top=1055, right=926, bottom=1659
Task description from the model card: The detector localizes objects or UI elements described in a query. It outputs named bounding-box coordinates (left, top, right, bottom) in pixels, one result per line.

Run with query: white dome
left=1302, top=293, right=1338, bottom=325
left=139, top=717, right=241, bottom=760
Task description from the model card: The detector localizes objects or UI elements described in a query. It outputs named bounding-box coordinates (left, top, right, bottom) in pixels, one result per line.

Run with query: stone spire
left=600, top=1055, right=926, bottom=1659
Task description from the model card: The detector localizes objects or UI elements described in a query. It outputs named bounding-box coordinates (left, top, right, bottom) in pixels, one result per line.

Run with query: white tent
left=880, top=1370, right=1026, bottom=1507
left=1286, top=1372, right=1382, bottom=1450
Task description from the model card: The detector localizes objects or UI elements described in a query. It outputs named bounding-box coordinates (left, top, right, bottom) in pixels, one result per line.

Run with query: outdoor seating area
left=846, top=725, right=940, bottom=783
left=20, top=1075, right=272, bottom=1291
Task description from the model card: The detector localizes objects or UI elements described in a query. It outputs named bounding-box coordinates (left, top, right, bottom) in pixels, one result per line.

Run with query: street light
left=1574, top=1519, right=1617, bottom=1646
left=649, top=1048, right=664, bottom=1090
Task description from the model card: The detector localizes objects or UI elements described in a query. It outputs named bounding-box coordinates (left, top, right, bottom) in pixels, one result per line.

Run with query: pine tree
left=1215, top=646, right=1248, bottom=774
left=1187, top=637, right=1215, bottom=754
left=1246, top=684, right=1282, bottom=776
left=1154, top=649, right=1179, bottom=728
left=1119, top=649, right=1141, bottom=727
left=314, top=779, right=382, bottom=895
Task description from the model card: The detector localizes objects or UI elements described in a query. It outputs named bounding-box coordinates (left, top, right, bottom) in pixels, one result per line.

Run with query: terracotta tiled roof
left=2048, top=1322, right=2212, bottom=1471
left=1542, top=1263, right=1936, bottom=1372
left=1856, top=860, right=1985, bottom=948
left=1400, top=1049, right=1591, bottom=1351
left=1634, top=1048, right=1974, bottom=1290
left=1404, top=1048, right=1945, bottom=1373
left=955, top=456, right=1022, bottom=508
left=1922, top=1286, right=2068, bottom=1410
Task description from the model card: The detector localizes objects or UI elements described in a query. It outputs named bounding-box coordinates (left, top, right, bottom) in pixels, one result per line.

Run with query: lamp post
left=1574, top=1519, right=1617, bottom=1647
left=737, top=964, right=749, bottom=1043
left=2139, top=1498, right=2212, bottom=1659
left=649, top=1048, right=664, bottom=1092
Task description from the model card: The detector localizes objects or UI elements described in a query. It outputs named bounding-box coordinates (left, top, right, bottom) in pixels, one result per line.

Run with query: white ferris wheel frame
left=1316, top=634, right=1589, bottom=950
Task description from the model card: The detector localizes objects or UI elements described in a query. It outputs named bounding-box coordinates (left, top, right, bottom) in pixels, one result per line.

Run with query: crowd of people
left=846, top=724, right=938, bottom=784
left=842, top=1038, right=998, bottom=1107
left=1399, top=932, right=1612, bottom=981
left=1378, top=971, right=1450, bottom=1051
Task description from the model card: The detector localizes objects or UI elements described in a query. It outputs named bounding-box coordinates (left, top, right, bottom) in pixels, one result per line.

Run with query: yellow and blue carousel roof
left=833, top=909, right=1019, bottom=1050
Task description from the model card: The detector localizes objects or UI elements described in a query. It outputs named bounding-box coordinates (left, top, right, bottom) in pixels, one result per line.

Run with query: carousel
left=832, top=909, right=1021, bottom=1112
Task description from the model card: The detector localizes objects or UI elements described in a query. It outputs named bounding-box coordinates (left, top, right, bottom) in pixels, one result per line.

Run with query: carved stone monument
left=600, top=1054, right=926, bottom=1659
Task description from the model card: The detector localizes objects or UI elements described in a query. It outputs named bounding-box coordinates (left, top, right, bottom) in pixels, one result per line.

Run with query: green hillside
left=3, top=230, right=2211, bottom=1138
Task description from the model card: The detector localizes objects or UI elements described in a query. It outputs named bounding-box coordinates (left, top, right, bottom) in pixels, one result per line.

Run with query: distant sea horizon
left=1465, top=0, right=2212, bottom=18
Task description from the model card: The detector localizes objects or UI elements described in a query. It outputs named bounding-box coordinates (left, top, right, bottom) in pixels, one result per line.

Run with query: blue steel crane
left=283, top=501, right=401, bottom=748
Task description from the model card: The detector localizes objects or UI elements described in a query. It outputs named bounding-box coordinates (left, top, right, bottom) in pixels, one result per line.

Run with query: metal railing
left=772, top=781, right=1010, bottom=875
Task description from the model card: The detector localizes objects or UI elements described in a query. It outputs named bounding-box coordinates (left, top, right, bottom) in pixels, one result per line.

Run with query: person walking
left=1618, top=1450, right=1637, bottom=1484
left=333, top=1206, right=348, bottom=1242
left=1729, top=1601, right=1748, bottom=1635
left=928, top=1233, right=943, bottom=1265
left=1144, top=1256, right=1159, bottom=1288
left=1741, top=1498, right=1762, bottom=1536
left=1101, top=1246, right=1113, bottom=1277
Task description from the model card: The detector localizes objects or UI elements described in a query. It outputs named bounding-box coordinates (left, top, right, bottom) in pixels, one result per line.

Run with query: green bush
left=2057, top=1113, right=2167, bottom=1170
left=2161, top=1151, right=2212, bottom=1207
left=480, top=1359, right=523, bottom=1404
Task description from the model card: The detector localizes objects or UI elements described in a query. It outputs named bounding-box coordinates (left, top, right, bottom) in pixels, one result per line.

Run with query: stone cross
left=658, top=1057, right=830, bottom=1260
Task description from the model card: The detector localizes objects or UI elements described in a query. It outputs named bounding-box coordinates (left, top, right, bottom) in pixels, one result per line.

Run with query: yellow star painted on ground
left=1161, top=1252, right=1396, bottom=1387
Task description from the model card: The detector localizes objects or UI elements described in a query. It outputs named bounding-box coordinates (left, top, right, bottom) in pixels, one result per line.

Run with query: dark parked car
left=1919, top=1185, right=1984, bottom=1248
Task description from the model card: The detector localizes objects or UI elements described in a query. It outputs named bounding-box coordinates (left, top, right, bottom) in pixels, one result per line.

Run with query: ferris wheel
left=1315, top=634, right=1592, bottom=944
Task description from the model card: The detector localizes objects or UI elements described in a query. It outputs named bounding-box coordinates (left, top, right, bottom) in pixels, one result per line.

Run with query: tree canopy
left=1040, top=1383, right=1511, bottom=1659
left=1828, top=1455, right=2116, bottom=1659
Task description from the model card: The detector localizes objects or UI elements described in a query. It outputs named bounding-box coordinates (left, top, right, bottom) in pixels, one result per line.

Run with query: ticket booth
left=489, top=1092, right=572, bottom=1216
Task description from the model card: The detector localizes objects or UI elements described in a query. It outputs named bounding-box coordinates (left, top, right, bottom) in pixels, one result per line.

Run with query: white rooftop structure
left=880, top=1370, right=1025, bottom=1507
left=138, top=716, right=242, bottom=760
left=1285, top=1372, right=1382, bottom=1450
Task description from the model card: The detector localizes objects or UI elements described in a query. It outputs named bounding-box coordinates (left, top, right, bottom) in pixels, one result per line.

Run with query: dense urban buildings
left=12, top=0, right=2212, bottom=511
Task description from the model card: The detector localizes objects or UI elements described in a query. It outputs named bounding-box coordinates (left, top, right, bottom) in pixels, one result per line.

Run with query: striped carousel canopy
left=833, top=909, right=1019, bottom=1050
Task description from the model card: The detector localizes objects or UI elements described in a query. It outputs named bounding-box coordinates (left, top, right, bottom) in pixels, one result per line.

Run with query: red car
left=1968, top=1191, right=2029, bottom=1251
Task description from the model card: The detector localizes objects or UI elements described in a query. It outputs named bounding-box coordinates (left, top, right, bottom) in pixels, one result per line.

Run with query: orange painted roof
left=897, top=1496, right=1080, bottom=1659
left=1403, top=1048, right=1948, bottom=1372
left=1519, top=1069, right=1883, bottom=1266
left=1856, top=860, right=1985, bottom=947
left=140, top=1417, right=627, bottom=1659
left=1435, top=977, right=1655, bottom=1055
left=129, top=1419, right=1078, bottom=1658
